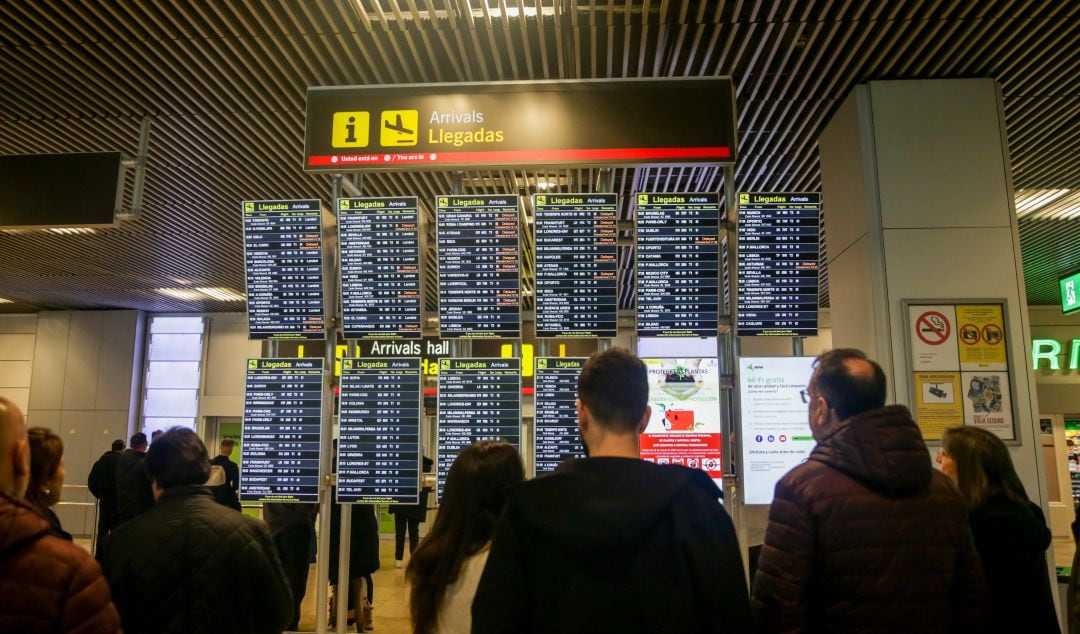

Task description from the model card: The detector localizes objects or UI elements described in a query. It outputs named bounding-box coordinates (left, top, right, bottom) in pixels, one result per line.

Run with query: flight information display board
left=337, top=197, right=422, bottom=339
left=635, top=193, right=721, bottom=337
left=240, top=358, right=323, bottom=502
left=242, top=199, right=325, bottom=340
left=534, top=194, right=618, bottom=338
left=337, top=358, right=422, bottom=504
left=737, top=192, right=820, bottom=336
left=437, top=195, right=521, bottom=338
left=534, top=357, right=587, bottom=474
left=436, top=358, right=521, bottom=498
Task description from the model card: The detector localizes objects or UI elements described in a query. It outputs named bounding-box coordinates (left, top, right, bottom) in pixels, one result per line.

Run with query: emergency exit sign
left=1062, top=271, right=1080, bottom=315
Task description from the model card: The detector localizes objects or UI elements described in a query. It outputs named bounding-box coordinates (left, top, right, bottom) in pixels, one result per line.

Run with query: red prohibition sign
left=959, top=323, right=980, bottom=345
left=981, top=323, right=1003, bottom=345
left=916, top=311, right=951, bottom=345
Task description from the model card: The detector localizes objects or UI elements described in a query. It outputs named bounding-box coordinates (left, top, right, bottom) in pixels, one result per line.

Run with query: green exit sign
left=1062, top=271, right=1080, bottom=314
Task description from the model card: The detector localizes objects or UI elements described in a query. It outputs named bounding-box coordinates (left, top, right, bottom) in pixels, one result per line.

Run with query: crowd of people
left=0, top=346, right=1072, bottom=633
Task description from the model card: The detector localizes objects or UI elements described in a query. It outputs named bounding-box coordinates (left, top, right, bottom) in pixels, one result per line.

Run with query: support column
left=819, top=77, right=1047, bottom=515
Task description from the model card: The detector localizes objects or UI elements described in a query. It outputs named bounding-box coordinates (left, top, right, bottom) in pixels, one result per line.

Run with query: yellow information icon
left=739, top=193, right=750, bottom=204
left=536, top=195, right=547, bottom=206
left=339, top=199, right=349, bottom=210
left=637, top=194, right=649, bottom=206
left=438, top=197, right=449, bottom=207
left=380, top=110, right=419, bottom=146
left=537, top=358, right=548, bottom=369
left=441, top=359, right=451, bottom=370
left=332, top=111, right=370, bottom=148
left=248, top=360, right=258, bottom=369
left=244, top=202, right=255, bottom=212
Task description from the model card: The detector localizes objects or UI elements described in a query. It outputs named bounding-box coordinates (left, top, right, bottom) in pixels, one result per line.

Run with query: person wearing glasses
left=752, top=348, right=987, bottom=632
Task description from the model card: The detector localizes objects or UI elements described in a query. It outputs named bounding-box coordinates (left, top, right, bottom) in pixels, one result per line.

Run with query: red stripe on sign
left=307, top=146, right=731, bottom=167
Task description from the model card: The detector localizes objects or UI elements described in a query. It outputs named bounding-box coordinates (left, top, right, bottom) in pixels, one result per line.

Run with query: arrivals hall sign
left=303, top=78, right=736, bottom=171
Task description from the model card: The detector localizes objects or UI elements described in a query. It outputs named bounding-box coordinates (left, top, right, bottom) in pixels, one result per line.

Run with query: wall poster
left=905, top=300, right=1015, bottom=441
left=639, top=358, right=722, bottom=484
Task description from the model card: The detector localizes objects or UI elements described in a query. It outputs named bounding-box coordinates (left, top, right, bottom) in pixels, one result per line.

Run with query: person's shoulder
left=21, top=531, right=99, bottom=574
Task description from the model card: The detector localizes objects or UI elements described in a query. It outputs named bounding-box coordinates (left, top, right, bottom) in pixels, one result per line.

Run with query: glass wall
left=142, top=316, right=206, bottom=435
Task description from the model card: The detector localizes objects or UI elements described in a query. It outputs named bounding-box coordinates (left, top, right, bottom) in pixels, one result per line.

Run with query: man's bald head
left=0, top=397, right=31, bottom=498
left=810, top=349, right=887, bottom=421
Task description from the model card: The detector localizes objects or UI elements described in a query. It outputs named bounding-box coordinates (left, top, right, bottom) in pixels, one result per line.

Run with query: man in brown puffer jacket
left=0, top=396, right=122, bottom=633
left=752, top=349, right=988, bottom=633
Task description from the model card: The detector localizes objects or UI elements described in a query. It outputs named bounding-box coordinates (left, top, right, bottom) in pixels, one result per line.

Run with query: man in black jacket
left=114, top=432, right=153, bottom=525
left=97, top=427, right=292, bottom=634
left=87, top=438, right=124, bottom=542
left=472, top=348, right=752, bottom=633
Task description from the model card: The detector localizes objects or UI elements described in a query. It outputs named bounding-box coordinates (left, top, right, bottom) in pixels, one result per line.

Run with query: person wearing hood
left=0, top=396, right=122, bottom=632
left=939, top=426, right=1059, bottom=633
left=752, top=348, right=988, bottom=632
left=115, top=431, right=154, bottom=525
left=472, top=348, right=751, bottom=633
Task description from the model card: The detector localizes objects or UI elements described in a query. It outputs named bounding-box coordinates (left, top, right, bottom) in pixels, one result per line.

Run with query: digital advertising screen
left=337, top=358, right=422, bottom=504
left=640, top=358, right=722, bottom=483
left=337, top=197, right=422, bottom=339
left=240, top=358, right=324, bottom=503
left=738, top=356, right=816, bottom=504
left=242, top=199, right=325, bottom=340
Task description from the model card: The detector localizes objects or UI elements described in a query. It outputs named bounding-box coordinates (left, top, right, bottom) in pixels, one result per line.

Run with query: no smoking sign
left=916, top=311, right=951, bottom=346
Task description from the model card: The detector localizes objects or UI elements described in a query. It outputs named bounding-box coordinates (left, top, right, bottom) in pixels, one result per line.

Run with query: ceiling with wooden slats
left=0, top=0, right=1077, bottom=316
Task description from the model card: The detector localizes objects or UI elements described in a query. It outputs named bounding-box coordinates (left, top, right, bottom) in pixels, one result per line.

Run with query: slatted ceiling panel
left=0, top=1, right=1077, bottom=315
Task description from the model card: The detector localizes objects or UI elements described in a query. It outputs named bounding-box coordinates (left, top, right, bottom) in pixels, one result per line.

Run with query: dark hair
left=221, top=438, right=236, bottom=448
left=111, top=439, right=126, bottom=451
left=151, top=430, right=164, bottom=440
left=406, top=441, right=523, bottom=634
left=130, top=432, right=148, bottom=448
left=26, top=427, right=63, bottom=514
left=941, top=426, right=1029, bottom=510
left=577, top=348, right=649, bottom=433
left=811, top=348, right=887, bottom=420
left=145, top=427, right=211, bottom=489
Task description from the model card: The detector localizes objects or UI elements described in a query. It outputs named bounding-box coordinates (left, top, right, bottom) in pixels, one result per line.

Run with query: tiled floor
left=296, top=536, right=411, bottom=634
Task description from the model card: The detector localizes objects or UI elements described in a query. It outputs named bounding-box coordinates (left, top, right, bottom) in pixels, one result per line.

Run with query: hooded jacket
left=472, top=457, right=752, bottom=633
left=752, top=405, right=987, bottom=633
left=97, top=485, right=292, bottom=634
left=0, top=490, right=121, bottom=633
left=114, top=448, right=153, bottom=525
left=970, top=494, right=1058, bottom=633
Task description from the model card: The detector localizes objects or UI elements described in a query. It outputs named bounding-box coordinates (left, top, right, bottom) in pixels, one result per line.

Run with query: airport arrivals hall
left=0, top=2, right=1077, bottom=632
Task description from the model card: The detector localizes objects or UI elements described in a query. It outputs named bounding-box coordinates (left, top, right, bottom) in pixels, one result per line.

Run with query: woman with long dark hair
left=407, top=440, right=524, bottom=634
left=26, top=426, right=71, bottom=540
left=938, top=426, right=1058, bottom=633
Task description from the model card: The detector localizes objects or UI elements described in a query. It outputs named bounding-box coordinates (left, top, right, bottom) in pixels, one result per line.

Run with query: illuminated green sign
left=1062, top=272, right=1080, bottom=314
left=1032, top=338, right=1080, bottom=370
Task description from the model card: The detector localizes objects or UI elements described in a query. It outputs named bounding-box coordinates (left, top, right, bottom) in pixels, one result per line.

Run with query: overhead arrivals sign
left=304, top=78, right=736, bottom=170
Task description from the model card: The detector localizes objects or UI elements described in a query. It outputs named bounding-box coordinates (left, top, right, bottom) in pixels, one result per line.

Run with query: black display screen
left=534, top=194, right=618, bottom=338
left=533, top=357, right=587, bottom=474
left=337, top=358, right=422, bottom=504
left=436, top=358, right=521, bottom=498
left=635, top=193, right=721, bottom=337
left=737, top=193, right=820, bottom=336
left=437, top=195, right=520, bottom=338
left=242, top=200, right=325, bottom=340
left=338, top=197, right=422, bottom=339
left=240, top=358, right=323, bottom=502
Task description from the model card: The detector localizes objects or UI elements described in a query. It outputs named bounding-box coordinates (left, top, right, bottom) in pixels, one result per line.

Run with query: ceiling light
left=1015, top=189, right=1079, bottom=220
left=155, top=288, right=205, bottom=301
left=535, top=181, right=557, bottom=191
left=195, top=287, right=246, bottom=302
left=46, top=227, right=97, bottom=235
left=0, top=297, right=13, bottom=304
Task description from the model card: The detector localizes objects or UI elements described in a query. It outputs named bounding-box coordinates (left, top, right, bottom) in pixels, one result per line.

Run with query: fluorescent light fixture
left=535, top=181, right=558, bottom=190
left=46, top=227, right=97, bottom=235
left=1015, top=189, right=1079, bottom=220
left=0, top=297, right=13, bottom=304
left=156, top=288, right=206, bottom=301
left=195, top=287, right=246, bottom=302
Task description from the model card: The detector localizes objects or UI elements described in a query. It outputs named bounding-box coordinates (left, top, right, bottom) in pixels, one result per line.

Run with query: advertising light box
left=738, top=356, right=816, bottom=505
left=640, top=358, right=722, bottom=484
